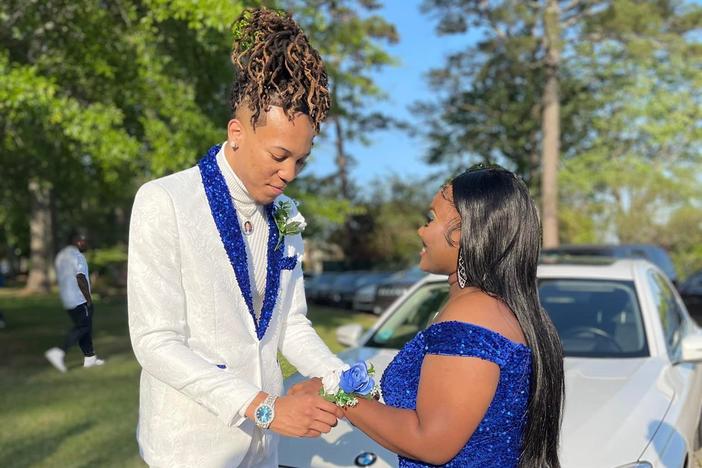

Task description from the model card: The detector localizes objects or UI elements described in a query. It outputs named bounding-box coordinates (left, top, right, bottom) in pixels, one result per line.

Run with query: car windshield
left=367, top=279, right=648, bottom=358
left=540, top=279, right=648, bottom=358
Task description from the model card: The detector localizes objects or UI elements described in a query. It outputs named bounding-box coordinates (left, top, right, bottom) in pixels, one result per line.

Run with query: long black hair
left=449, top=165, right=565, bottom=468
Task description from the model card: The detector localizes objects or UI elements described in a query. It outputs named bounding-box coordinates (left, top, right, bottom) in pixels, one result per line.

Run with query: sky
left=306, top=1, right=480, bottom=190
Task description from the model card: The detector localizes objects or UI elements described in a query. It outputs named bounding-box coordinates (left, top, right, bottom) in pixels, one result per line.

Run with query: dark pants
left=61, top=303, right=95, bottom=357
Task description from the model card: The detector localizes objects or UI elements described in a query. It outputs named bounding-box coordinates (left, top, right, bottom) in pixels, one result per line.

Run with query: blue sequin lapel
left=198, top=144, right=288, bottom=340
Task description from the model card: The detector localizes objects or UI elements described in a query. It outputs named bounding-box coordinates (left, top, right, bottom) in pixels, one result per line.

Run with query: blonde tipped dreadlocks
left=230, top=8, right=330, bottom=133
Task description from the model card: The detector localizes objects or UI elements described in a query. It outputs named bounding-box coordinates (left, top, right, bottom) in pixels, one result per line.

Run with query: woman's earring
left=229, top=141, right=239, bottom=151
left=457, top=247, right=467, bottom=289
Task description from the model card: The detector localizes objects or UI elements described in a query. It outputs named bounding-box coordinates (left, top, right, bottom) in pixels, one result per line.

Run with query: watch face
left=256, top=405, right=273, bottom=424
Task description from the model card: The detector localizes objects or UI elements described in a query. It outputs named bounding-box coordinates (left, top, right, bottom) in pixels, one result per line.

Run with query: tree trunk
left=541, top=0, right=562, bottom=248
left=333, top=115, right=350, bottom=200
left=24, top=178, right=53, bottom=293
left=528, top=126, right=540, bottom=192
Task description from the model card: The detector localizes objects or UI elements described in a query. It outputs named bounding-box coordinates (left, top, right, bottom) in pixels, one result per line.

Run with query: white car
left=279, top=259, right=702, bottom=468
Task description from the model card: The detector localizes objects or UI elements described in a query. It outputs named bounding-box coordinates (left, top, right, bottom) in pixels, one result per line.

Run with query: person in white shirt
left=45, top=231, right=105, bottom=372
left=127, top=8, right=346, bottom=467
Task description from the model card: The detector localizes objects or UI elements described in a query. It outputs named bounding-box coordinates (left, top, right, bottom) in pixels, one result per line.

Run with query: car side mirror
left=680, top=331, right=702, bottom=363
left=336, top=323, right=363, bottom=347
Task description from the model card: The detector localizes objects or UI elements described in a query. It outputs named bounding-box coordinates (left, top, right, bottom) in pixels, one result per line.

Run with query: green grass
left=0, top=289, right=377, bottom=468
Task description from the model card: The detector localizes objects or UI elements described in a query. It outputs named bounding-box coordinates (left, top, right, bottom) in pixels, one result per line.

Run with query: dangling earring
left=229, top=141, right=239, bottom=151
left=457, top=247, right=467, bottom=289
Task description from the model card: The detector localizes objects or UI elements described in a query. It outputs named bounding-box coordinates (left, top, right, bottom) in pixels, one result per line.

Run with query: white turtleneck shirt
left=217, top=145, right=269, bottom=317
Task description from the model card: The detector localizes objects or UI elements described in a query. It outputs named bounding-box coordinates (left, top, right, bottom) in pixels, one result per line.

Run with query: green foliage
left=559, top=0, right=702, bottom=273
left=88, top=245, right=128, bottom=269
left=416, top=0, right=599, bottom=188
left=286, top=0, right=400, bottom=186
left=419, top=0, right=702, bottom=272
left=336, top=175, right=432, bottom=269
left=0, top=0, right=404, bottom=273
left=0, top=0, right=257, bottom=258
left=285, top=174, right=364, bottom=241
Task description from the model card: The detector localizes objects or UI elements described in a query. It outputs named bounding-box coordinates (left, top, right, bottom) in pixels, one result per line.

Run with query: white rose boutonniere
left=273, top=199, right=306, bottom=251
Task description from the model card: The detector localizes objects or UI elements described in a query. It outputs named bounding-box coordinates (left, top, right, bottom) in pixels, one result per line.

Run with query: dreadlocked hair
left=230, top=8, right=330, bottom=133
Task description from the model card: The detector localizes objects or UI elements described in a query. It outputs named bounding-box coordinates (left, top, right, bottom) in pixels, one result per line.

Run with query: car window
left=647, top=270, right=684, bottom=351
left=539, top=279, right=648, bottom=358
left=683, top=272, right=702, bottom=293
left=638, top=247, right=678, bottom=282
left=367, top=282, right=450, bottom=349
left=366, top=278, right=649, bottom=358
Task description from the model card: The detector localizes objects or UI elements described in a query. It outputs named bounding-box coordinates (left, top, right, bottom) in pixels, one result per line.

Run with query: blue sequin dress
left=380, top=321, right=532, bottom=467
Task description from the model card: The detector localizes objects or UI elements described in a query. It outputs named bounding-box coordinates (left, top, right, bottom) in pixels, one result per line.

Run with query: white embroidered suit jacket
left=127, top=164, right=344, bottom=468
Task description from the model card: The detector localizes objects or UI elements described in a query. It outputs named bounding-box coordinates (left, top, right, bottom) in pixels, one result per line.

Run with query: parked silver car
left=280, top=259, right=702, bottom=468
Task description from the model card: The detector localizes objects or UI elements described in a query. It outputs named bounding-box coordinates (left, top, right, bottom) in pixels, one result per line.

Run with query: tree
left=286, top=0, right=399, bottom=199
left=335, top=175, right=433, bottom=269
left=279, top=0, right=401, bottom=265
left=418, top=0, right=600, bottom=247
left=0, top=1, right=257, bottom=291
left=559, top=0, right=702, bottom=274
left=419, top=0, right=701, bottom=249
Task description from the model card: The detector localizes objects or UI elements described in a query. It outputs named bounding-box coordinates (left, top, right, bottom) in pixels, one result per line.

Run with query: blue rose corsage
left=320, top=361, right=381, bottom=408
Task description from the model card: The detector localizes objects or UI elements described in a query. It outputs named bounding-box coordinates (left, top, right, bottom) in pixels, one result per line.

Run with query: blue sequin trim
left=280, top=255, right=298, bottom=271
left=198, top=144, right=288, bottom=340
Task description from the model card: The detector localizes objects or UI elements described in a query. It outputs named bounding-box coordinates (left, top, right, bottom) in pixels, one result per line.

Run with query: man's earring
left=457, top=247, right=467, bottom=289
left=230, top=141, right=239, bottom=151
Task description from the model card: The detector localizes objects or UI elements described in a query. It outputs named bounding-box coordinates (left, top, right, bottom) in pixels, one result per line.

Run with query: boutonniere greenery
left=273, top=200, right=305, bottom=251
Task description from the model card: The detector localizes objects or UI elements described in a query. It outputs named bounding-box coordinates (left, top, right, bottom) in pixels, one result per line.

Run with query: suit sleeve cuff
left=235, top=392, right=260, bottom=421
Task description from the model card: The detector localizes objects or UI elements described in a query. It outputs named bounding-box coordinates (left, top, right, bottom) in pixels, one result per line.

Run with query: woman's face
left=226, top=105, right=315, bottom=205
left=417, top=186, right=461, bottom=275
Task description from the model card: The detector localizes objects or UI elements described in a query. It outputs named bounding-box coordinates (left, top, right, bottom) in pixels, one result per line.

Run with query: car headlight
left=614, top=462, right=652, bottom=468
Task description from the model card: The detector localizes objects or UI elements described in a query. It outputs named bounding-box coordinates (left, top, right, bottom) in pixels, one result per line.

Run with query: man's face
left=75, top=236, right=88, bottom=252
left=226, top=105, right=315, bottom=205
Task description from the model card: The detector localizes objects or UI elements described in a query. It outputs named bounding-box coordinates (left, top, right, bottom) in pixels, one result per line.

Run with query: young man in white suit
left=128, top=9, right=345, bottom=467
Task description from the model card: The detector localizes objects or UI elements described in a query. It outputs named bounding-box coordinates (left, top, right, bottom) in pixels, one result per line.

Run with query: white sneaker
left=83, top=355, right=105, bottom=368
left=45, top=347, right=67, bottom=373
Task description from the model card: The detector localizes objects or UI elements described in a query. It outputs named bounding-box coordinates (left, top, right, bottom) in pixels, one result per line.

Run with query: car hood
left=280, top=347, right=399, bottom=468
left=560, top=357, right=673, bottom=468
left=280, top=350, right=674, bottom=468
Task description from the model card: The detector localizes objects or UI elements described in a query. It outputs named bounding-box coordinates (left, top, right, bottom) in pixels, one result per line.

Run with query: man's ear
left=227, top=118, right=245, bottom=148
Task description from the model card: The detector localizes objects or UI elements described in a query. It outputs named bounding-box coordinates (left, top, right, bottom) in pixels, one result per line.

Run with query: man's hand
left=271, top=393, right=341, bottom=438
left=287, top=377, right=322, bottom=396
left=287, top=378, right=344, bottom=419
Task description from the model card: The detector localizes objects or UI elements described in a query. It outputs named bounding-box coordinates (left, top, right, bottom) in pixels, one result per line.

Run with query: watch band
left=254, top=394, right=278, bottom=430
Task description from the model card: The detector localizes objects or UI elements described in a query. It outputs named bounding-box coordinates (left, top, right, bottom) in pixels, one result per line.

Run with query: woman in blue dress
left=341, top=166, right=565, bottom=467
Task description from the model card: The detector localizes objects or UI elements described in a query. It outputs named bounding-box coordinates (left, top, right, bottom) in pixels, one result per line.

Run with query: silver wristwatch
left=254, top=394, right=278, bottom=430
